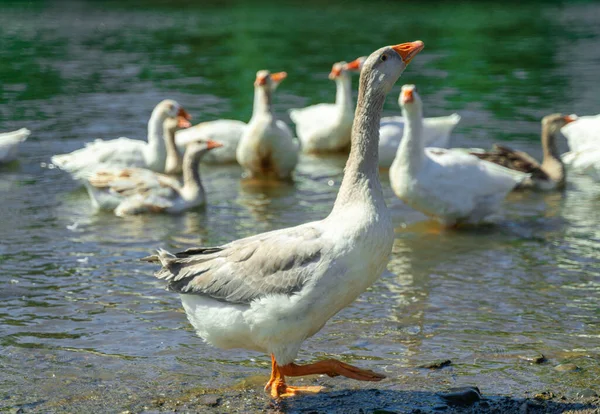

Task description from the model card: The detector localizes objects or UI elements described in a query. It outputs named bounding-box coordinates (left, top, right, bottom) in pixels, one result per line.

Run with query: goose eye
left=380, top=54, right=388, bottom=62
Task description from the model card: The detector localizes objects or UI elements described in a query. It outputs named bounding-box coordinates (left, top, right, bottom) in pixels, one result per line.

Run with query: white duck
left=379, top=90, right=461, bottom=168
left=51, top=100, right=191, bottom=180
left=561, top=114, right=600, bottom=181
left=176, top=119, right=246, bottom=165
left=144, top=40, right=425, bottom=398
left=289, top=58, right=363, bottom=153
left=85, top=132, right=222, bottom=217
left=236, top=70, right=299, bottom=180
left=389, top=85, right=528, bottom=226
left=0, top=128, right=30, bottom=163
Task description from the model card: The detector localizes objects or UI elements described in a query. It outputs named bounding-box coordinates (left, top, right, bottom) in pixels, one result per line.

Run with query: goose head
left=399, top=84, right=423, bottom=115
left=254, top=70, right=287, bottom=92
left=185, top=139, right=224, bottom=160
left=344, top=56, right=367, bottom=73
left=542, top=113, right=577, bottom=135
left=360, top=41, right=424, bottom=96
left=153, top=99, right=192, bottom=122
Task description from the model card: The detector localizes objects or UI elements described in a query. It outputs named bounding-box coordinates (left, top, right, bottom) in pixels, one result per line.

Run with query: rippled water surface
left=1, top=1, right=599, bottom=412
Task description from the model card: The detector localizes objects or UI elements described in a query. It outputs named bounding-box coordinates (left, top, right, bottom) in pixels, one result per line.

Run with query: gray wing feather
left=145, top=225, right=325, bottom=304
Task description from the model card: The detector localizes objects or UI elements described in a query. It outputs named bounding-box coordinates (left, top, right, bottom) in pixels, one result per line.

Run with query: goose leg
left=280, top=358, right=385, bottom=382
left=265, top=354, right=324, bottom=398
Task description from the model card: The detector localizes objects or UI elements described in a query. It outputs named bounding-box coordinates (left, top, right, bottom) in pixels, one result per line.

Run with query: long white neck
left=179, top=148, right=206, bottom=202
left=163, top=127, right=181, bottom=175
left=331, top=75, right=386, bottom=212
left=334, top=74, right=353, bottom=113
left=144, top=110, right=168, bottom=171
left=392, top=103, right=424, bottom=174
left=251, top=86, right=272, bottom=118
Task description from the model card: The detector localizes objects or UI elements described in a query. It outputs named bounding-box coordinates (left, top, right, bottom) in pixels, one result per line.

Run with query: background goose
left=0, top=128, right=30, bottom=164
left=561, top=113, right=599, bottom=152
left=379, top=90, right=461, bottom=168
left=290, top=58, right=363, bottom=153
left=51, top=100, right=191, bottom=180
left=389, top=85, right=528, bottom=226
left=236, top=70, right=299, bottom=180
left=86, top=136, right=222, bottom=216
left=561, top=113, right=600, bottom=181
left=144, top=40, right=424, bottom=399
left=471, top=114, right=575, bottom=190
left=176, top=119, right=246, bottom=165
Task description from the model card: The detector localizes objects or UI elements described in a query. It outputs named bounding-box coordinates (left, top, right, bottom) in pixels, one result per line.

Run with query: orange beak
left=401, top=88, right=414, bottom=104
left=270, top=71, right=287, bottom=83
left=345, top=58, right=363, bottom=71
left=392, top=40, right=424, bottom=65
left=177, top=107, right=192, bottom=121
left=329, top=65, right=342, bottom=80
left=564, top=114, right=578, bottom=124
left=177, top=116, right=192, bottom=129
left=206, top=139, right=224, bottom=150
left=254, top=75, right=267, bottom=86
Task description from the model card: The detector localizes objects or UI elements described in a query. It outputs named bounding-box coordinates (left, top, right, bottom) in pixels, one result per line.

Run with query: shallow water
left=1, top=1, right=599, bottom=412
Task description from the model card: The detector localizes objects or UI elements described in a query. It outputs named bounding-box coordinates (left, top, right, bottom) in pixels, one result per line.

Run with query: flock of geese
left=3, top=40, right=600, bottom=399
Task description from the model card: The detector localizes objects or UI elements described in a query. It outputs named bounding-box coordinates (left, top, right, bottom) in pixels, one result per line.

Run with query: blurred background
left=1, top=1, right=599, bottom=413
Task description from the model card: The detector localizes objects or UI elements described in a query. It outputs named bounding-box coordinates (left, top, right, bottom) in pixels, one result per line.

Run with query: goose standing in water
left=471, top=114, right=576, bottom=190
left=0, top=128, right=30, bottom=164
left=290, top=58, right=363, bottom=153
left=85, top=116, right=220, bottom=216
left=144, top=40, right=425, bottom=398
left=389, top=85, right=528, bottom=226
left=51, top=100, right=191, bottom=180
left=236, top=71, right=299, bottom=180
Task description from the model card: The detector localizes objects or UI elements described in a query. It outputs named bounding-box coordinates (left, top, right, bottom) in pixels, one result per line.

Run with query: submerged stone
left=439, top=386, right=481, bottom=406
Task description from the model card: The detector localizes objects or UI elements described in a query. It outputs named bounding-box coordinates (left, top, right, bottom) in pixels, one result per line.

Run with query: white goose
left=561, top=114, right=600, bottom=181
left=561, top=113, right=599, bottom=152
left=85, top=123, right=222, bottom=216
left=389, top=85, right=528, bottom=226
left=0, top=128, right=30, bottom=163
left=379, top=91, right=460, bottom=168
left=51, top=100, right=191, bottom=180
left=144, top=40, right=425, bottom=398
left=290, top=58, right=363, bottom=153
left=176, top=119, right=246, bottom=165
left=236, top=70, right=299, bottom=180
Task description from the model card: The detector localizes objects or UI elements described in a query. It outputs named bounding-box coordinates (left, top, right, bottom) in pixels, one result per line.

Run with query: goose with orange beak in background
left=389, top=85, right=529, bottom=226
left=85, top=132, right=222, bottom=216
left=470, top=113, right=576, bottom=190
left=144, top=41, right=424, bottom=398
left=289, top=58, right=364, bottom=153
left=236, top=70, right=299, bottom=180
left=51, top=100, right=192, bottom=180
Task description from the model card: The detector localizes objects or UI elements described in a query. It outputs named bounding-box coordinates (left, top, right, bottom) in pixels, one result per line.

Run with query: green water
left=1, top=1, right=599, bottom=413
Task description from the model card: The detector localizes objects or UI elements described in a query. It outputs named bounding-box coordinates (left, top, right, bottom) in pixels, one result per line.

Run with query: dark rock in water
left=554, top=363, right=580, bottom=372
left=200, top=395, right=221, bottom=407
left=534, top=391, right=555, bottom=400
left=439, top=386, right=481, bottom=406
left=577, top=389, right=598, bottom=399
left=432, top=405, right=448, bottom=411
left=372, top=410, right=398, bottom=414
left=418, top=359, right=452, bottom=369
left=519, top=400, right=541, bottom=414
